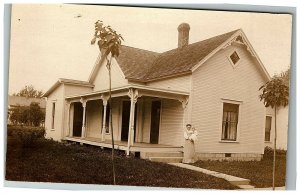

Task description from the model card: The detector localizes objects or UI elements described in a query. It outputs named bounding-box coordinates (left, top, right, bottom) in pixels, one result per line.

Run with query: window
left=102, top=103, right=110, bottom=133
left=229, top=51, right=240, bottom=65
left=265, top=116, right=272, bottom=141
left=221, top=103, right=239, bottom=141
left=51, top=102, right=55, bottom=129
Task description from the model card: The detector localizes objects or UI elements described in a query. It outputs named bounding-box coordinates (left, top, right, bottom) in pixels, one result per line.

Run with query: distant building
left=7, top=95, right=46, bottom=125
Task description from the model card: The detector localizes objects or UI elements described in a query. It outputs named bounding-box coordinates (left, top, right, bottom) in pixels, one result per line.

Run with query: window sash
left=51, top=102, right=55, bottom=129
left=265, top=116, right=272, bottom=141
left=221, top=104, right=239, bottom=141
left=230, top=51, right=240, bottom=64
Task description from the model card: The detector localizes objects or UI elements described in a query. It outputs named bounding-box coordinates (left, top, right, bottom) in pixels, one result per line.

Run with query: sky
left=8, top=4, right=292, bottom=95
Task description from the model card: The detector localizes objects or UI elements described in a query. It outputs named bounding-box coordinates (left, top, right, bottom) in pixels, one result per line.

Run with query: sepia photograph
left=5, top=4, right=292, bottom=190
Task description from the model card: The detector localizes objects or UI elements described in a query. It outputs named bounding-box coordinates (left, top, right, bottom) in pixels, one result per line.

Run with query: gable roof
left=113, top=29, right=243, bottom=82
left=113, top=29, right=270, bottom=82
left=8, top=95, right=46, bottom=108
left=89, top=29, right=240, bottom=83
left=142, top=29, right=239, bottom=81
left=43, top=78, right=94, bottom=97
left=85, top=28, right=271, bottom=87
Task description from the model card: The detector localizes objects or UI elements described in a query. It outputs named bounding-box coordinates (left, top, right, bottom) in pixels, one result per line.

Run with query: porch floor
left=65, top=136, right=183, bottom=153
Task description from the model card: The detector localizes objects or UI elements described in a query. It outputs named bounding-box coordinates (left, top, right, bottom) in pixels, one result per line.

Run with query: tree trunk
left=108, top=58, right=116, bottom=185
left=273, top=106, right=277, bottom=190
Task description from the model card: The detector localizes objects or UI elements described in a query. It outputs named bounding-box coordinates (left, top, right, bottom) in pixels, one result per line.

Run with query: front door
left=121, top=101, right=137, bottom=141
left=73, top=102, right=83, bottom=137
left=150, top=100, right=161, bottom=144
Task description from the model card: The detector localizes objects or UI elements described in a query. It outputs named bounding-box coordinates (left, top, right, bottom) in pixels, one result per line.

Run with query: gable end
left=191, top=29, right=271, bottom=82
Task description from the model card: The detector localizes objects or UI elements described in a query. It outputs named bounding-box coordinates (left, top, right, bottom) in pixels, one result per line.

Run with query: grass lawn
left=192, top=152, right=286, bottom=188
left=5, top=129, right=237, bottom=189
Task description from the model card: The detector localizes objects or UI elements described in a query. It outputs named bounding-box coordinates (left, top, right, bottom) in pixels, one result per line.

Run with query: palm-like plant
left=259, top=74, right=289, bottom=190
left=91, top=20, right=124, bottom=185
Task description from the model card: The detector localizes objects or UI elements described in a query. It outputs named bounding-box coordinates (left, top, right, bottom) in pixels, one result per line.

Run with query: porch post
left=66, top=101, right=71, bottom=137
left=102, top=99, right=108, bottom=141
left=80, top=98, right=87, bottom=138
left=126, top=88, right=139, bottom=155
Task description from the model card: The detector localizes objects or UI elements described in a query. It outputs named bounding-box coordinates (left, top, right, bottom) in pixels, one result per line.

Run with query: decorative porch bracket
left=178, top=96, right=189, bottom=109
left=101, top=94, right=109, bottom=141
left=178, top=96, right=190, bottom=129
left=80, top=98, right=87, bottom=139
left=126, top=88, right=141, bottom=155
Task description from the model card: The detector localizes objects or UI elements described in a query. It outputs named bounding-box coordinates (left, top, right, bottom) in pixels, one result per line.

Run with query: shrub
left=8, top=125, right=45, bottom=148
left=9, top=102, right=45, bottom=127
left=264, top=146, right=287, bottom=159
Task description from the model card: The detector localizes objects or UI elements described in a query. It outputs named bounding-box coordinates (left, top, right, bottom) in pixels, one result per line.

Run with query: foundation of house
left=196, top=153, right=263, bottom=161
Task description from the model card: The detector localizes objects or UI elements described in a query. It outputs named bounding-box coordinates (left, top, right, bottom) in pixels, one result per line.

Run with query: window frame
left=227, top=50, right=241, bottom=68
left=219, top=99, right=243, bottom=143
left=264, top=115, right=272, bottom=142
left=51, top=100, right=56, bottom=130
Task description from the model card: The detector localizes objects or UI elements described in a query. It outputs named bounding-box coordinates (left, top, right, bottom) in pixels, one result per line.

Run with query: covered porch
left=63, top=85, right=189, bottom=155
left=65, top=136, right=183, bottom=153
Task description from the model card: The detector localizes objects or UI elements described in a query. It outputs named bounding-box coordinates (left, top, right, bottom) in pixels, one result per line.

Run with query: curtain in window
left=222, top=103, right=238, bottom=141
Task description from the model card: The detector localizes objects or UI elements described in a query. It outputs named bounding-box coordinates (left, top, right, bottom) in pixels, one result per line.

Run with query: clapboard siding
left=146, top=75, right=191, bottom=92
left=86, top=100, right=102, bottom=138
left=64, top=85, right=93, bottom=96
left=192, top=44, right=267, bottom=154
left=142, top=98, right=151, bottom=143
left=136, top=99, right=145, bottom=142
left=45, top=84, right=64, bottom=141
left=265, top=106, right=288, bottom=150
left=275, top=107, right=288, bottom=150
left=159, top=99, right=184, bottom=146
left=92, top=58, right=128, bottom=91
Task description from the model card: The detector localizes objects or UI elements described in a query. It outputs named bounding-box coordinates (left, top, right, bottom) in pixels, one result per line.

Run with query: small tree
left=10, top=103, right=44, bottom=126
left=29, top=102, right=45, bottom=127
left=259, top=74, right=289, bottom=190
left=10, top=105, right=23, bottom=125
left=10, top=105, right=29, bottom=125
left=13, top=85, right=43, bottom=98
left=91, top=20, right=123, bottom=185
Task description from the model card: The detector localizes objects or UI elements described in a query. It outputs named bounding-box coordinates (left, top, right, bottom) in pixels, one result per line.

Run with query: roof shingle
left=116, top=46, right=159, bottom=80
left=116, top=29, right=239, bottom=81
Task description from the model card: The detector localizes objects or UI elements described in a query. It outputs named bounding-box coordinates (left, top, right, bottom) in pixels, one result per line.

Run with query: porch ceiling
left=65, top=84, right=189, bottom=101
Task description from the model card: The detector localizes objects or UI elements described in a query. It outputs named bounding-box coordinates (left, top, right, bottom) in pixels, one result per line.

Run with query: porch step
left=238, top=185, right=255, bottom=189
left=144, top=151, right=183, bottom=158
left=149, top=156, right=183, bottom=163
left=230, top=179, right=251, bottom=186
left=133, top=146, right=183, bottom=153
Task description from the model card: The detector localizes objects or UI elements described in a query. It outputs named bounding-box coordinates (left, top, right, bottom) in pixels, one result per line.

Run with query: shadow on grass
left=5, top=134, right=237, bottom=190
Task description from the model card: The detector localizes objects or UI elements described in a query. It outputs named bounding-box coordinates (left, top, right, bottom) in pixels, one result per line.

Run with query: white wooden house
left=43, top=23, right=274, bottom=161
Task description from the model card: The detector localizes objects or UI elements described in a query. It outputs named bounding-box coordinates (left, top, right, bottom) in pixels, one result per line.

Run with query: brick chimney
left=177, top=23, right=190, bottom=48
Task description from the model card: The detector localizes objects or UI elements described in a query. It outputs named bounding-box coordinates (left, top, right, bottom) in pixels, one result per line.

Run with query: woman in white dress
left=183, top=124, right=198, bottom=163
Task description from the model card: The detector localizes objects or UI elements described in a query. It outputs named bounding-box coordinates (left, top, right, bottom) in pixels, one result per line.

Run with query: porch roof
left=65, top=84, right=189, bottom=100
